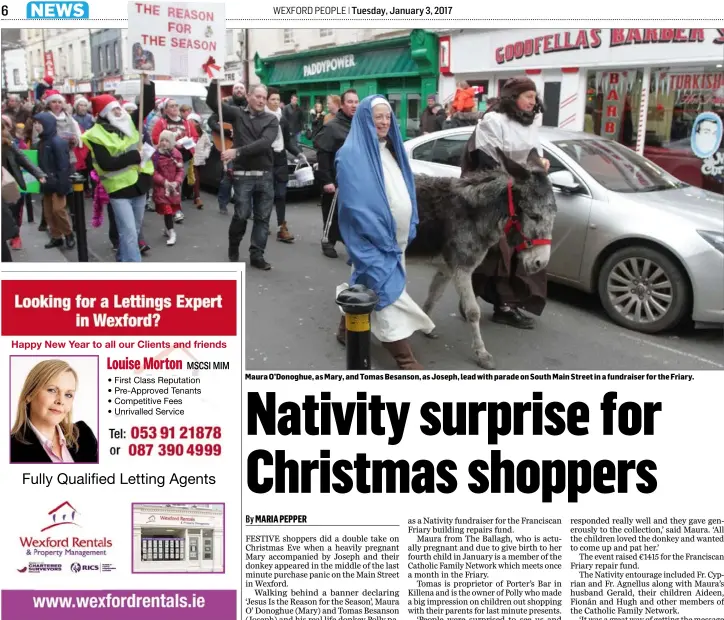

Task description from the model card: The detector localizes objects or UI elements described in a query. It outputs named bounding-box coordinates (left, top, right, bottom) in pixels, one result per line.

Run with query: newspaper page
left=1, top=2, right=724, bottom=620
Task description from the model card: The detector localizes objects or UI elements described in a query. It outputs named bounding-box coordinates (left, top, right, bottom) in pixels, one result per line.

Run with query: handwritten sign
left=127, top=2, right=225, bottom=78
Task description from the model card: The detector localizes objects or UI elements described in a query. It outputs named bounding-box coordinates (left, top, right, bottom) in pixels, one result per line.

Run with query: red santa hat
left=43, top=90, right=64, bottom=104
left=43, top=75, right=54, bottom=86
left=156, top=97, right=169, bottom=110
left=90, top=94, right=121, bottom=119
left=122, top=100, right=138, bottom=112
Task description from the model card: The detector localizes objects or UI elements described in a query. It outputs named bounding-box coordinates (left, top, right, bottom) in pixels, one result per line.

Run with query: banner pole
left=137, top=71, right=146, bottom=151
left=217, top=80, right=226, bottom=153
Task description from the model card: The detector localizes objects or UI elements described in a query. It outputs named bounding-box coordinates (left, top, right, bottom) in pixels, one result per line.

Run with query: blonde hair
left=12, top=360, right=80, bottom=449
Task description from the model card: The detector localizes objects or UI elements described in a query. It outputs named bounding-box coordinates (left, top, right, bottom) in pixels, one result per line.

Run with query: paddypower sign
left=26, top=1, right=89, bottom=18
left=303, top=54, right=356, bottom=78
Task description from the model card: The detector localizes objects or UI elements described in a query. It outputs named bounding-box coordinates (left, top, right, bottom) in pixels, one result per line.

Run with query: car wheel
left=597, top=246, right=689, bottom=334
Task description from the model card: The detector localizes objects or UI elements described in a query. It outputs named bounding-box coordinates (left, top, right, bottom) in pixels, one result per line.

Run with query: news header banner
left=6, top=0, right=716, bottom=23
left=0, top=263, right=244, bottom=620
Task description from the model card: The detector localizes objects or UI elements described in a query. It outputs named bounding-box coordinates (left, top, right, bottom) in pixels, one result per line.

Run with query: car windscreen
left=553, top=138, right=687, bottom=193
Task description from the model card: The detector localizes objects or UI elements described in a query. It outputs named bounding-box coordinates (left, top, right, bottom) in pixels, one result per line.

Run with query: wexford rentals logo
left=19, top=501, right=113, bottom=557
left=41, top=501, right=80, bottom=532
left=26, top=1, right=90, bottom=18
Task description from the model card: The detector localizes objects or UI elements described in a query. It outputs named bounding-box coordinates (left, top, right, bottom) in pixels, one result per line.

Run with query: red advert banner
left=2, top=280, right=237, bottom=336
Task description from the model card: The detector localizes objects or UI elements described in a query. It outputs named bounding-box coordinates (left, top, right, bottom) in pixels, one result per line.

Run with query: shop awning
left=265, top=45, right=419, bottom=85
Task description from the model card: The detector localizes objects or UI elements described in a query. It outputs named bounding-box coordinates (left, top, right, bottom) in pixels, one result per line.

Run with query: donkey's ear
left=496, top=147, right=530, bottom=181
left=526, top=148, right=546, bottom=173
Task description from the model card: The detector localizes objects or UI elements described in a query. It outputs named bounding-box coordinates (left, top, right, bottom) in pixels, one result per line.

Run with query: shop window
left=203, top=530, right=213, bottom=560
left=584, top=69, right=643, bottom=148
left=320, top=29, right=334, bottom=38
left=189, top=538, right=199, bottom=561
left=142, top=537, right=184, bottom=562
left=407, top=93, right=421, bottom=138
left=643, top=67, right=723, bottom=194
left=283, top=29, right=294, bottom=45
left=542, top=82, right=561, bottom=127
left=467, top=80, right=489, bottom=112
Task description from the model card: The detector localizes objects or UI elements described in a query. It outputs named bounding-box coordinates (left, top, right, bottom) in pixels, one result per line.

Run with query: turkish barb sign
left=127, top=2, right=225, bottom=78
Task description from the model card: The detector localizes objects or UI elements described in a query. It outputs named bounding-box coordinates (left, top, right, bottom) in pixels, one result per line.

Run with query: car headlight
left=698, top=230, right=724, bottom=254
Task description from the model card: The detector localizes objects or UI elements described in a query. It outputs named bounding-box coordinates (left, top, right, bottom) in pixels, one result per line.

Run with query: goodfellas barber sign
left=495, top=28, right=716, bottom=65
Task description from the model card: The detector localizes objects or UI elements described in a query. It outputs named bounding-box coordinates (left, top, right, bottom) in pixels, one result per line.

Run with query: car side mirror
left=549, top=170, right=582, bottom=194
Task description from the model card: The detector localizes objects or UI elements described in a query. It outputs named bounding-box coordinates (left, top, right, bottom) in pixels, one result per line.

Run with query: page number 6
left=1, top=6, right=9, bottom=15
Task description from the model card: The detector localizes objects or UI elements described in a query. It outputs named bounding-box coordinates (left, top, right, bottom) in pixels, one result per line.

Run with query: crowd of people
left=1, top=74, right=216, bottom=262
left=2, top=74, right=551, bottom=370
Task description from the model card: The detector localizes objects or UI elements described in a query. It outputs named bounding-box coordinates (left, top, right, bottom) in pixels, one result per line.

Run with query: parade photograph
left=1, top=26, right=723, bottom=371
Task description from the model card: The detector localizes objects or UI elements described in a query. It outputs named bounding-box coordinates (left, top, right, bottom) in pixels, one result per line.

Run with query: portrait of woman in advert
left=10, top=359, right=98, bottom=464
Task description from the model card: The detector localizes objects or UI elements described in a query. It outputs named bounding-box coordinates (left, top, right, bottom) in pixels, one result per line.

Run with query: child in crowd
left=152, top=130, right=185, bottom=246
left=187, top=113, right=210, bottom=209
left=452, top=81, right=476, bottom=113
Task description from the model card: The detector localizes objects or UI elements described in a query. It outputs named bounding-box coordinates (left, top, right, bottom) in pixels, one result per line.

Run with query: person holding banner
left=1, top=121, right=45, bottom=251
left=207, top=84, right=247, bottom=215
left=82, top=75, right=156, bottom=263
left=206, top=80, right=279, bottom=270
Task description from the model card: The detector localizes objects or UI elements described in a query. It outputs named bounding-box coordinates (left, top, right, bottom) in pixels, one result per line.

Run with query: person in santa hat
left=81, top=75, right=156, bottom=262
left=43, top=90, right=82, bottom=167
left=73, top=97, right=94, bottom=132
left=122, top=100, right=138, bottom=114
left=34, top=75, right=54, bottom=102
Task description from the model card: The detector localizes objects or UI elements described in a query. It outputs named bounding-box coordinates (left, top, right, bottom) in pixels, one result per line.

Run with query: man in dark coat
left=33, top=112, right=74, bottom=250
left=282, top=94, right=305, bottom=148
left=460, top=76, right=548, bottom=329
left=419, top=94, right=440, bottom=134
left=207, top=80, right=279, bottom=270
left=313, top=89, right=359, bottom=258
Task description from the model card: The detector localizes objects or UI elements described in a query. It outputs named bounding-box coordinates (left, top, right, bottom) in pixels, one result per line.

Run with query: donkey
left=407, top=149, right=557, bottom=370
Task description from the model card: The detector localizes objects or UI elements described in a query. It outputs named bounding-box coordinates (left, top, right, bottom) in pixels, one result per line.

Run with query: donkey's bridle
left=503, top=180, right=552, bottom=253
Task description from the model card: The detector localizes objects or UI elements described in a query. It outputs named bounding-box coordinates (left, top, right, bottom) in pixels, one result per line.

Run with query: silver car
left=405, top=126, right=724, bottom=334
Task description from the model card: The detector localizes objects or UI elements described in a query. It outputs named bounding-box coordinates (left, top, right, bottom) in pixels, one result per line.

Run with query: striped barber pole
left=635, top=67, right=652, bottom=155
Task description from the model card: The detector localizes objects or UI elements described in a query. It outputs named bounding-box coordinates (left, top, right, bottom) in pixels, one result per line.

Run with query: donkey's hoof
left=424, top=330, right=439, bottom=339
left=475, top=351, right=496, bottom=370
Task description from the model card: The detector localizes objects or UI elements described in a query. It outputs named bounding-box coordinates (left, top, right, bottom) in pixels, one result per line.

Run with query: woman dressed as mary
left=334, top=95, right=434, bottom=370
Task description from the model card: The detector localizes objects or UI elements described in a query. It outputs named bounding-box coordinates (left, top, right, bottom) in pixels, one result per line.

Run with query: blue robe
left=335, top=95, right=418, bottom=311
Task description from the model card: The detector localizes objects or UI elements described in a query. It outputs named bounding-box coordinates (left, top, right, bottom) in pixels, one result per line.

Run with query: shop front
left=254, top=29, right=439, bottom=141
left=132, top=504, right=224, bottom=573
left=441, top=28, right=724, bottom=193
